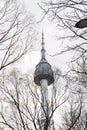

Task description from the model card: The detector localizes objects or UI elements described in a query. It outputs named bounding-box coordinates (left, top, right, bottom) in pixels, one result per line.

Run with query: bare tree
left=40, top=0, right=87, bottom=87
left=0, top=68, right=69, bottom=130
left=40, top=0, right=87, bottom=39
left=0, top=0, right=36, bottom=71
left=39, top=0, right=87, bottom=58
left=61, top=95, right=87, bottom=130
left=57, top=70, right=87, bottom=130
left=0, top=68, right=86, bottom=130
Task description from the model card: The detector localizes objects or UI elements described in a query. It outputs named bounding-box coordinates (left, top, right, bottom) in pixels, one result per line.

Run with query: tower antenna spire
left=41, top=32, right=46, bottom=61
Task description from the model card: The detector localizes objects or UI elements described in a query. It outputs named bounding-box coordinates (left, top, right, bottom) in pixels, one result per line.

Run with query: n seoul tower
left=34, top=33, right=54, bottom=130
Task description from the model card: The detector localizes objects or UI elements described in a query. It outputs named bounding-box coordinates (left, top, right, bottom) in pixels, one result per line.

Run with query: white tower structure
left=34, top=33, right=54, bottom=130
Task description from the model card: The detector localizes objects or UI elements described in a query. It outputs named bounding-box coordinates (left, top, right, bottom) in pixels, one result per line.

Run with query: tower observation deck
left=34, top=33, right=54, bottom=86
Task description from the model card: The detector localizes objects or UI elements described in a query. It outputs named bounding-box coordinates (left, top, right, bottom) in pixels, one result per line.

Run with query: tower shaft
left=40, top=79, right=51, bottom=130
left=40, top=79, right=48, bottom=118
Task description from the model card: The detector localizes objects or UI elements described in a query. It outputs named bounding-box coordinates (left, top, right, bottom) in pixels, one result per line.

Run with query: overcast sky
left=15, top=0, right=73, bottom=73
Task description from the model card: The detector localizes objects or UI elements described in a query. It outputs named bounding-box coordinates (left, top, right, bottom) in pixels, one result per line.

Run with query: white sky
left=14, top=0, right=73, bottom=73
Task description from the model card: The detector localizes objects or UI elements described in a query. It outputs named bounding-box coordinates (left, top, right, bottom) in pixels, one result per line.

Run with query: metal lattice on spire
left=41, top=32, right=46, bottom=61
